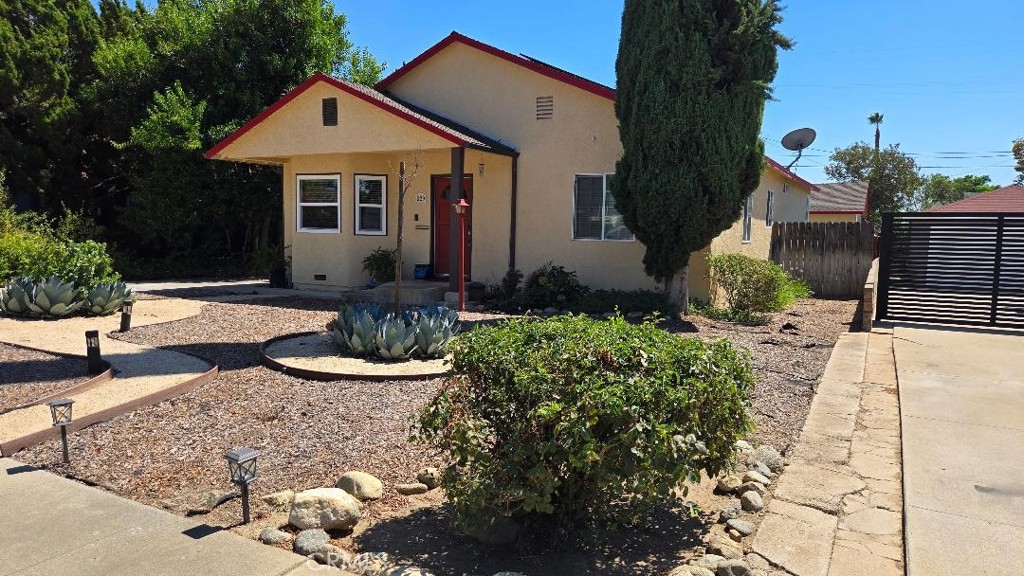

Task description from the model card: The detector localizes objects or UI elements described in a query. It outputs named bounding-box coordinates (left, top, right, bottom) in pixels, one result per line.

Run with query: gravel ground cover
left=0, top=343, right=91, bottom=413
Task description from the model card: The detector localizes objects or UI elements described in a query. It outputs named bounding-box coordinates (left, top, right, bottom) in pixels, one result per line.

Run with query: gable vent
left=536, top=95, right=554, bottom=120
left=322, top=98, right=338, bottom=126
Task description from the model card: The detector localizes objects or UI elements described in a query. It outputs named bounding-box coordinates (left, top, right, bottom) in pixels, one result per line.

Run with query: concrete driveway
left=894, top=325, right=1024, bottom=575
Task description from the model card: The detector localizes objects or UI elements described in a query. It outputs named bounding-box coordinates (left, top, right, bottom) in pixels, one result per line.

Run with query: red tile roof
left=926, top=186, right=1024, bottom=213
left=811, top=180, right=868, bottom=213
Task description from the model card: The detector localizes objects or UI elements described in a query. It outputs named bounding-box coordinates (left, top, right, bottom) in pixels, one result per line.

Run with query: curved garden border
left=0, top=341, right=114, bottom=416
left=260, top=331, right=452, bottom=382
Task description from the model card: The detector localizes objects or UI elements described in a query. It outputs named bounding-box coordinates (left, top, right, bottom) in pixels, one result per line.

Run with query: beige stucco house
left=207, top=32, right=815, bottom=302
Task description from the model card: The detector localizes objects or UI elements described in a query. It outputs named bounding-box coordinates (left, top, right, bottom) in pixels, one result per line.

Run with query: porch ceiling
left=206, top=73, right=515, bottom=165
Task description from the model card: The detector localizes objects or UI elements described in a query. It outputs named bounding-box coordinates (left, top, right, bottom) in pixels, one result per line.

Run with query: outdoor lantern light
left=225, top=447, right=258, bottom=524
left=85, top=330, right=103, bottom=374
left=119, top=302, right=133, bottom=332
left=454, top=198, right=471, bottom=312
left=48, top=398, right=74, bottom=464
left=477, top=161, right=485, bottom=177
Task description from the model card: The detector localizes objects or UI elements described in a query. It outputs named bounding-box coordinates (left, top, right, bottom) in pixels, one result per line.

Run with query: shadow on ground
left=354, top=503, right=708, bottom=576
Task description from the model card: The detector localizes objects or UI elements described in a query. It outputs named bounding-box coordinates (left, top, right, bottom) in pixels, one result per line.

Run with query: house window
left=742, top=194, right=753, bottom=243
left=355, top=174, right=386, bottom=235
left=766, top=189, right=775, bottom=227
left=297, top=174, right=340, bottom=233
left=573, top=174, right=633, bottom=241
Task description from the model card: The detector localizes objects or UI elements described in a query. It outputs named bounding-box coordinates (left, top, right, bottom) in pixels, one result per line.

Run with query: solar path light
left=225, top=447, right=258, bottom=524
left=48, top=398, right=74, bottom=464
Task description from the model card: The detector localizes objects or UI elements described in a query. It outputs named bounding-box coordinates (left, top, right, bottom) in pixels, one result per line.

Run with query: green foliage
left=612, top=0, right=791, bottom=301
left=0, top=277, right=86, bottom=318
left=1013, top=138, right=1024, bottom=186
left=83, top=280, right=135, bottom=316
left=568, top=289, right=672, bottom=315
left=516, top=263, right=589, bottom=309
left=706, top=253, right=810, bottom=322
left=416, top=314, right=754, bottom=534
left=916, top=174, right=999, bottom=210
left=375, top=314, right=419, bottom=360
left=329, top=303, right=385, bottom=356
left=825, top=143, right=924, bottom=225
left=329, top=303, right=459, bottom=360
left=362, top=247, right=397, bottom=282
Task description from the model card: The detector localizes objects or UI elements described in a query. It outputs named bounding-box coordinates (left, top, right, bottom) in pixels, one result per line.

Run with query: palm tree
left=865, top=112, right=884, bottom=218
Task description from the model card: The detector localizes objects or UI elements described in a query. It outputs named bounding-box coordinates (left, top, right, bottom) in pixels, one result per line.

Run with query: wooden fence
left=770, top=221, right=876, bottom=298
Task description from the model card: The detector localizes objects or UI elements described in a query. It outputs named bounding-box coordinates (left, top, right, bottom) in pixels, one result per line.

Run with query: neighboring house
left=206, top=31, right=813, bottom=302
left=810, top=181, right=867, bottom=222
left=926, top=185, right=1024, bottom=213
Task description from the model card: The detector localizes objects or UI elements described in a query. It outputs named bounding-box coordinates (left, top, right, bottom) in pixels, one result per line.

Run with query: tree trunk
left=667, top=266, right=689, bottom=315
left=394, top=162, right=406, bottom=311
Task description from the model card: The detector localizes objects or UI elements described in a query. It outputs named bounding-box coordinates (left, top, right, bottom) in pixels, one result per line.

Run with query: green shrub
left=416, top=314, right=754, bottom=535
left=362, top=247, right=397, bottom=283
left=706, top=253, right=810, bottom=320
left=569, top=288, right=672, bottom=315
left=516, top=262, right=589, bottom=309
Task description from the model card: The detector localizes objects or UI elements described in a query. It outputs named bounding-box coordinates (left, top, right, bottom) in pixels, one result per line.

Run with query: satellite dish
left=781, top=127, right=817, bottom=169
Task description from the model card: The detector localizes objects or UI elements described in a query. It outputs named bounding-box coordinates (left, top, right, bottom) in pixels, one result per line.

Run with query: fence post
left=875, top=213, right=894, bottom=322
left=990, top=215, right=1005, bottom=326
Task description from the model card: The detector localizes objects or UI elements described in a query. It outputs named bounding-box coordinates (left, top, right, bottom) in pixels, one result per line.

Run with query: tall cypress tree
left=612, top=0, right=791, bottom=311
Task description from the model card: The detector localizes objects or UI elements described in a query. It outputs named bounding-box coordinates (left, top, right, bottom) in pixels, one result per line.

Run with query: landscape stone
left=293, top=529, right=330, bottom=556
left=719, top=502, right=742, bottom=523
left=716, top=559, right=752, bottom=576
left=693, top=554, right=726, bottom=570
left=727, top=519, right=756, bottom=536
left=741, top=491, right=764, bottom=512
left=395, top=483, right=429, bottom=495
left=416, top=467, right=442, bottom=489
left=311, top=544, right=351, bottom=568
left=289, top=488, right=361, bottom=531
left=737, top=481, right=766, bottom=497
left=728, top=529, right=743, bottom=542
left=707, top=535, right=744, bottom=559
left=717, top=475, right=743, bottom=494
left=337, top=471, right=384, bottom=500
left=262, top=490, right=294, bottom=509
left=742, top=471, right=771, bottom=486
left=734, top=440, right=754, bottom=453
left=754, top=446, right=785, bottom=473
left=669, top=566, right=715, bottom=576
left=187, top=489, right=239, bottom=514
left=258, top=527, right=291, bottom=545
left=349, top=551, right=393, bottom=575
left=748, top=461, right=773, bottom=479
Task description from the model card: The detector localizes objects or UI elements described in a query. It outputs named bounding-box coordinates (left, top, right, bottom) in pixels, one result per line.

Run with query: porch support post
left=449, top=147, right=465, bottom=292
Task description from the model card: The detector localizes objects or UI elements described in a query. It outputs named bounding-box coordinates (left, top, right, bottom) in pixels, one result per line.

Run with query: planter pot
left=468, top=281, right=486, bottom=302
left=413, top=264, right=432, bottom=280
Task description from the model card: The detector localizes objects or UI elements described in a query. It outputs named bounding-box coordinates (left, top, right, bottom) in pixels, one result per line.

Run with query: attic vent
left=322, top=98, right=338, bottom=126
left=536, top=96, right=554, bottom=120
left=313, top=274, right=327, bottom=281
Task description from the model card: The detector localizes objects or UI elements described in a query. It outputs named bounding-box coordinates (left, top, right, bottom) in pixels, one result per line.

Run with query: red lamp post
left=454, top=198, right=470, bottom=311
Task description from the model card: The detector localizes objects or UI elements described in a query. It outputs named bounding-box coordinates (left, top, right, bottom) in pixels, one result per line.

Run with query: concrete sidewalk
left=0, top=458, right=328, bottom=576
left=894, top=325, right=1024, bottom=575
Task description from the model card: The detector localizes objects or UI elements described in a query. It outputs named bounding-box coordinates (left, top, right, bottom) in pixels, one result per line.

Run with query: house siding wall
left=810, top=212, right=860, bottom=223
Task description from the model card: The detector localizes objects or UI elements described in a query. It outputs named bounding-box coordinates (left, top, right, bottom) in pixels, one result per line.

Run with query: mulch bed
left=0, top=343, right=92, bottom=413
left=13, top=294, right=858, bottom=575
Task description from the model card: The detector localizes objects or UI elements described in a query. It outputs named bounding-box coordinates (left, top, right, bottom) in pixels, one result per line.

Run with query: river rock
left=742, top=471, right=771, bottom=486
left=741, top=491, right=764, bottom=512
left=312, top=544, right=351, bottom=568
left=748, top=461, right=773, bottom=479
left=754, top=445, right=784, bottom=473
left=337, top=471, right=384, bottom=500
left=693, top=554, right=726, bottom=570
left=707, top=535, right=743, bottom=559
left=416, top=467, right=442, bottom=489
left=726, top=518, right=756, bottom=536
left=259, top=527, right=291, bottom=545
left=289, top=488, right=361, bottom=530
left=716, top=475, right=743, bottom=494
left=262, top=490, right=294, bottom=510
left=293, top=529, right=330, bottom=556
left=395, top=483, right=429, bottom=495
left=737, top=482, right=766, bottom=497
left=719, top=502, right=742, bottom=523
left=716, top=559, right=752, bottom=576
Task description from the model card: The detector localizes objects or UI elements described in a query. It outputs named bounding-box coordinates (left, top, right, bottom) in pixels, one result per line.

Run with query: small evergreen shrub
left=516, top=262, right=589, bottom=309
left=362, top=247, right=397, bottom=282
left=706, top=253, right=810, bottom=320
left=416, top=314, right=754, bottom=535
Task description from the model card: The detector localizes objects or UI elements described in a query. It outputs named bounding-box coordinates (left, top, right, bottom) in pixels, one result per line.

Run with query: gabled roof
left=763, top=156, right=819, bottom=192
left=927, top=185, right=1024, bottom=213
left=206, top=72, right=516, bottom=160
left=811, top=180, right=868, bottom=213
left=376, top=31, right=616, bottom=101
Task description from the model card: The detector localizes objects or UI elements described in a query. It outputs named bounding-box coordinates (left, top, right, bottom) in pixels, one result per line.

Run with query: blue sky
left=342, top=1, right=1023, bottom=186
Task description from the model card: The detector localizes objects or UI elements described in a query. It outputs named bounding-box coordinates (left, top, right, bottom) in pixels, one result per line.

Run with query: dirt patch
left=0, top=344, right=91, bottom=412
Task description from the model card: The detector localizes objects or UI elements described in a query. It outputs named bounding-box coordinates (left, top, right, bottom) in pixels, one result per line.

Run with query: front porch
left=358, top=280, right=449, bottom=306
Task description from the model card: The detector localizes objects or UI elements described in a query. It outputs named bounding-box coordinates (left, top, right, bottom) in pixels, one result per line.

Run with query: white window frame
left=572, top=173, right=635, bottom=242
left=742, top=194, right=753, bottom=243
left=766, top=189, right=775, bottom=227
left=354, top=174, right=387, bottom=236
left=296, top=174, right=341, bottom=233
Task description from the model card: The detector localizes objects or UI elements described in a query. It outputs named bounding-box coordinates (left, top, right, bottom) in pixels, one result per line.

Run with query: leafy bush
left=416, top=314, right=754, bottom=535
left=329, top=303, right=459, bottom=360
left=362, top=247, right=397, bottom=282
left=516, top=262, right=589, bottom=309
left=568, top=289, right=672, bottom=315
left=706, top=253, right=810, bottom=320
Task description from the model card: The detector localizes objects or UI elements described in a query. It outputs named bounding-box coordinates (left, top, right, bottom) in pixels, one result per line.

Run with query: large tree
left=613, top=0, right=791, bottom=311
left=916, top=174, right=998, bottom=210
left=825, top=142, right=923, bottom=225
left=1013, top=138, right=1024, bottom=186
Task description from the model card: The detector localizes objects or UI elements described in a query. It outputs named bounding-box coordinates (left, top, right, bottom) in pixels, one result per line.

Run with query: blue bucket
left=413, top=264, right=432, bottom=280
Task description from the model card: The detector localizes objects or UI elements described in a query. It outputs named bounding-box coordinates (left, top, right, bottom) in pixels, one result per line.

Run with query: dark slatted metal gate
left=877, top=212, right=1024, bottom=328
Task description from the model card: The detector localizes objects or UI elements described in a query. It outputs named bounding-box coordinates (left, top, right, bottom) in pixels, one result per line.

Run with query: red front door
left=433, top=176, right=473, bottom=277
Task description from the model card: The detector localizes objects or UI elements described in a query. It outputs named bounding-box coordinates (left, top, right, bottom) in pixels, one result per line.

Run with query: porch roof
left=205, top=72, right=516, bottom=161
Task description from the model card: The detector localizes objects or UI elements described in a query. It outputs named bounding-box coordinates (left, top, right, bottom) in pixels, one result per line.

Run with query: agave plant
left=412, top=304, right=460, bottom=358
left=0, top=278, right=37, bottom=316
left=84, top=280, right=135, bottom=316
left=331, top=308, right=379, bottom=356
left=27, top=277, right=86, bottom=317
left=374, top=314, right=419, bottom=360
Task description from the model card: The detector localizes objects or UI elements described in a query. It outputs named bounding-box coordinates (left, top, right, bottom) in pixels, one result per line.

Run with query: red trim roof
left=206, top=72, right=481, bottom=159
left=926, top=186, right=1024, bottom=213
left=376, top=31, right=616, bottom=101
left=764, top=156, right=820, bottom=192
